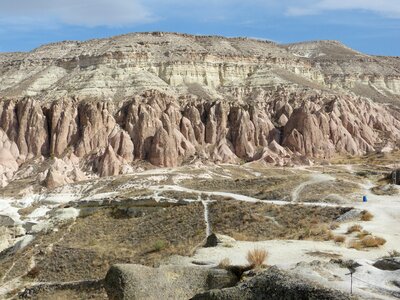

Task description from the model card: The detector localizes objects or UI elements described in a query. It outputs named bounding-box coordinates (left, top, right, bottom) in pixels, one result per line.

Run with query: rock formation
left=0, top=32, right=400, bottom=187
left=192, top=266, right=352, bottom=300
left=104, top=264, right=238, bottom=300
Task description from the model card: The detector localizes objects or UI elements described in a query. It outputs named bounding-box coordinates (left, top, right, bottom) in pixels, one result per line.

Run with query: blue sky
left=0, top=0, right=399, bottom=55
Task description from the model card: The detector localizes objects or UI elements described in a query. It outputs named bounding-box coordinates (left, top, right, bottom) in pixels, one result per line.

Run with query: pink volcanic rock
left=99, top=145, right=124, bottom=177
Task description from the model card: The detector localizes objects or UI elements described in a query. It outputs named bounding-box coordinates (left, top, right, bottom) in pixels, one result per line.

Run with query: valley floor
left=0, top=161, right=399, bottom=299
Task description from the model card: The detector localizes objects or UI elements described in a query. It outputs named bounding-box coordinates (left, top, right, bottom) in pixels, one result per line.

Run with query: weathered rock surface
left=192, top=266, right=352, bottom=300
left=373, top=257, right=400, bottom=271
left=104, top=264, right=238, bottom=300
left=0, top=32, right=400, bottom=187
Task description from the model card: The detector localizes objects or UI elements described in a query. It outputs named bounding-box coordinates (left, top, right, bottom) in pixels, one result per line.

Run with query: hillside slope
left=0, top=32, right=400, bottom=188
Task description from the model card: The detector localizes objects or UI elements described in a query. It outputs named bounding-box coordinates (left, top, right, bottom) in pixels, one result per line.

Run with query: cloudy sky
left=0, top=0, right=399, bottom=55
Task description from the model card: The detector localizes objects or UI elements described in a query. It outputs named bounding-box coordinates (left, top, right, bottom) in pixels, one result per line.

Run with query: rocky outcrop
left=44, top=167, right=70, bottom=189
left=373, top=257, right=400, bottom=271
left=98, top=145, right=123, bottom=177
left=0, top=32, right=400, bottom=187
left=192, top=266, right=352, bottom=300
left=104, top=264, right=238, bottom=300
left=0, top=129, right=19, bottom=187
left=0, top=88, right=399, bottom=186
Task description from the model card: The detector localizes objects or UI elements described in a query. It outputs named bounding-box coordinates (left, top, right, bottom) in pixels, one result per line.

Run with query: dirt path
left=149, top=184, right=344, bottom=207
left=291, top=173, right=335, bottom=202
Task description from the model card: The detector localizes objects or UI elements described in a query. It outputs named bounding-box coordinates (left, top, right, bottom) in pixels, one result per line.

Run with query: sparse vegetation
left=348, top=234, right=386, bottom=250
left=347, top=224, right=363, bottom=234
left=182, top=175, right=307, bottom=201
left=152, top=240, right=167, bottom=252
left=246, top=248, right=268, bottom=267
left=361, top=235, right=386, bottom=248
left=330, top=222, right=340, bottom=230
left=360, top=210, right=374, bottom=221
left=299, top=179, right=359, bottom=203
left=210, top=201, right=350, bottom=242
left=348, top=239, right=363, bottom=250
left=356, top=230, right=371, bottom=239
left=333, top=235, right=346, bottom=243
left=218, top=258, right=231, bottom=269
left=371, top=185, right=399, bottom=196
left=385, top=250, right=400, bottom=258
left=26, top=266, right=41, bottom=279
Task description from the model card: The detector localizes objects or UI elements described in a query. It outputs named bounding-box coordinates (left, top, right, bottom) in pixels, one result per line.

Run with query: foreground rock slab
left=192, top=266, right=352, bottom=300
left=104, top=264, right=238, bottom=300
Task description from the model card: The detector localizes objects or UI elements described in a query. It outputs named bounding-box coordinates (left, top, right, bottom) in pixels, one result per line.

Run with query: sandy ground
left=181, top=169, right=400, bottom=299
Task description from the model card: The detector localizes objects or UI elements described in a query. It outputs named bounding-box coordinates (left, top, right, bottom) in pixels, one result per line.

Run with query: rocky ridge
left=1, top=32, right=400, bottom=188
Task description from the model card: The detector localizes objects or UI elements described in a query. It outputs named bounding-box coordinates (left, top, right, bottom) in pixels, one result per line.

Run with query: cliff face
left=2, top=33, right=400, bottom=102
left=1, top=32, right=400, bottom=187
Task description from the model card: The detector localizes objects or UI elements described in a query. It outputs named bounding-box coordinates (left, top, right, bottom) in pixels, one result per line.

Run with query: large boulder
left=44, top=167, right=70, bottom=189
left=192, top=266, right=351, bottom=300
left=373, top=257, right=400, bottom=271
left=104, top=264, right=238, bottom=300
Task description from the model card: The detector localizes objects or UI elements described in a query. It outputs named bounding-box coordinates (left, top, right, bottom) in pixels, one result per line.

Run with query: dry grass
left=299, top=179, right=359, bottom=203
left=308, top=224, right=334, bottom=241
left=182, top=175, right=307, bottom=201
left=330, top=222, right=340, bottom=230
left=25, top=266, right=41, bottom=279
left=218, top=257, right=231, bottom=269
left=348, top=235, right=386, bottom=250
left=330, top=150, right=400, bottom=166
left=356, top=230, right=371, bottom=239
left=360, top=210, right=374, bottom=221
left=361, top=235, right=387, bottom=247
left=246, top=248, right=268, bottom=267
left=386, top=250, right=400, bottom=258
left=347, top=224, right=363, bottom=234
left=333, top=235, right=346, bottom=243
left=210, top=201, right=350, bottom=242
left=348, top=240, right=363, bottom=250
left=151, top=240, right=167, bottom=252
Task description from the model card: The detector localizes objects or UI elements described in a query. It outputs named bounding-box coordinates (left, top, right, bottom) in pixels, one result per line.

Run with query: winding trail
left=291, top=173, right=335, bottom=202
left=149, top=184, right=344, bottom=208
left=201, top=198, right=212, bottom=237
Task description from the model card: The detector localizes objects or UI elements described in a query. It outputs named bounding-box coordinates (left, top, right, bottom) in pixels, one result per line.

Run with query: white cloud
left=0, top=0, right=399, bottom=30
left=0, top=0, right=153, bottom=27
left=286, top=0, right=400, bottom=18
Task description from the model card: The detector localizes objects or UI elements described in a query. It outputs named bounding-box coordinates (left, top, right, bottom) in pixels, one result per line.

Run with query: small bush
left=360, top=210, right=374, bottom=221
left=357, top=230, right=371, bottom=239
left=387, top=250, right=400, bottom=258
left=374, top=236, right=386, bottom=246
left=374, top=236, right=387, bottom=246
left=360, top=235, right=386, bottom=247
left=347, top=224, right=363, bottom=234
left=334, top=235, right=346, bottom=243
left=325, top=230, right=334, bottom=241
left=348, top=240, right=363, bottom=250
left=152, top=240, right=167, bottom=252
left=246, top=248, right=268, bottom=267
left=26, top=266, right=40, bottom=278
left=218, top=257, right=231, bottom=269
left=309, top=224, right=333, bottom=241
left=330, top=222, right=340, bottom=230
